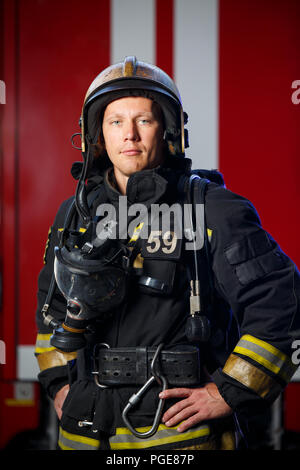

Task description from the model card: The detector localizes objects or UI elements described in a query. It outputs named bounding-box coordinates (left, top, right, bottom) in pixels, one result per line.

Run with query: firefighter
left=35, top=57, right=300, bottom=450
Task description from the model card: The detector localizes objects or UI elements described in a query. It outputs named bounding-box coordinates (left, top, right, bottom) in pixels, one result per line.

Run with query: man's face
left=102, top=96, right=165, bottom=178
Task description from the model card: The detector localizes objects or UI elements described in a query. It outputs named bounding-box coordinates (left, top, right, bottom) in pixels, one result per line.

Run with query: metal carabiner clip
left=122, top=343, right=168, bottom=439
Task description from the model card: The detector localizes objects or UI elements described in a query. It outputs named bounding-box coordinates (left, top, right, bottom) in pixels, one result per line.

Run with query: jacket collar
left=103, top=155, right=192, bottom=207
left=71, top=155, right=192, bottom=207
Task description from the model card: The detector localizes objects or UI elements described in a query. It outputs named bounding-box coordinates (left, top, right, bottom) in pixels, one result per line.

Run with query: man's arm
left=161, top=184, right=299, bottom=430
left=206, top=186, right=300, bottom=416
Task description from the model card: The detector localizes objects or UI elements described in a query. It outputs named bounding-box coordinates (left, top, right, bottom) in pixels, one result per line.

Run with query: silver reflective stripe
left=109, top=423, right=210, bottom=449
left=58, top=427, right=100, bottom=450
left=234, top=334, right=296, bottom=382
left=238, top=338, right=285, bottom=369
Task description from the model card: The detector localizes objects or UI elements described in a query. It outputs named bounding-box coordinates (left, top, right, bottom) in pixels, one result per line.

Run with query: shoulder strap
left=190, top=175, right=215, bottom=302
left=179, top=173, right=214, bottom=315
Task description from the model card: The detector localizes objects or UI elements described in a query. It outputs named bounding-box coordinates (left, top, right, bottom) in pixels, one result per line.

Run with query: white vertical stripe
left=174, top=0, right=218, bottom=170
left=111, top=0, right=155, bottom=65
left=17, top=346, right=39, bottom=380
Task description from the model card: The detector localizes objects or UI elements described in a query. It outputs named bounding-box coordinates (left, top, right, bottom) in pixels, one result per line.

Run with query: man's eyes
left=109, top=118, right=153, bottom=125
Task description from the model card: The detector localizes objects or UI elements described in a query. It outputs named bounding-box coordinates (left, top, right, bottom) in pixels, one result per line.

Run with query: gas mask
left=50, top=220, right=131, bottom=352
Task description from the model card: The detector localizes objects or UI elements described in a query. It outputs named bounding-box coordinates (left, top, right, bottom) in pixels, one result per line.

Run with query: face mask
left=50, top=222, right=130, bottom=351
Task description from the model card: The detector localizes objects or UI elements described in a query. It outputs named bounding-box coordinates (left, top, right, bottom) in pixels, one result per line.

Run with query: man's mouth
left=122, top=148, right=142, bottom=156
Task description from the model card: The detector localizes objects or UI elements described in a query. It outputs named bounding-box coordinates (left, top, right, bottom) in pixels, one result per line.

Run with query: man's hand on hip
left=159, top=382, right=232, bottom=433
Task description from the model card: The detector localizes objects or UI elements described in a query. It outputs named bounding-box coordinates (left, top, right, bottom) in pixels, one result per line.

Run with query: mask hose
left=75, top=135, right=93, bottom=225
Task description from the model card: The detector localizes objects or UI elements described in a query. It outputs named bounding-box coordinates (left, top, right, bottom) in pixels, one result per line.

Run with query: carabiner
left=122, top=343, right=168, bottom=439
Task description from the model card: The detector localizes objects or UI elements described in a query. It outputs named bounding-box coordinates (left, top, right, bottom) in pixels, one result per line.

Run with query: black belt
left=92, top=344, right=200, bottom=387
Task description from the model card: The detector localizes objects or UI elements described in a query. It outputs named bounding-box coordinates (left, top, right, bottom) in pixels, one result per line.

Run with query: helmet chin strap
left=75, top=135, right=93, bottom=225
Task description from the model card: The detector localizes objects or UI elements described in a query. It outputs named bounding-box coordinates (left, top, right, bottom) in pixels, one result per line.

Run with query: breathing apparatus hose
left=75, top=134, right=93, bottom=226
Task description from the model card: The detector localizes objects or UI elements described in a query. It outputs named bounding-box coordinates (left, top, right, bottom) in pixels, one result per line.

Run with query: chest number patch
left=146, top=230, right=178, bottom=255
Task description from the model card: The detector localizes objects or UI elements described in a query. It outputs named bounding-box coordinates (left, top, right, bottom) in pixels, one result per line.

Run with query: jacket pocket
left=61, top=379, right=97, bottom=422
left=225, top=230, right=287, bottom=286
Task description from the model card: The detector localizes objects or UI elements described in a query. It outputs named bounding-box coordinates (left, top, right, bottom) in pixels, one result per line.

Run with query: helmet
left=80, top=56, right=188, bottom=157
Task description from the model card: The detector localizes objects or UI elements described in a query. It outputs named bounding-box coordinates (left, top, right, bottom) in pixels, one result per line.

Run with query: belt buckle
left=92, top=342, right=110, bottom=389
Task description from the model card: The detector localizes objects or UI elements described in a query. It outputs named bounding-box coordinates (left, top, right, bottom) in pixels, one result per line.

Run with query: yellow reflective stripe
left=35, top=347, right=55, bottom=354
left=60, top=428, right=99, bottom=446
left=234, top=334, right=296, bottom=382
left=207, top=228, right=212, bottom=241
left=111, top=428, right=210, bottom=450
left=110, top=423, right=210, bottom=450
left=58, top=227, right=86, bottom=233
left=242, top=334, right=287, bottom=363
left=59, top=427, right=100, bottom=450
left=35, top=333, right=55, bottom=354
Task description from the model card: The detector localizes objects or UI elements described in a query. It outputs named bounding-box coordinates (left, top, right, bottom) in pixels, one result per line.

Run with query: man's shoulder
left=182, top=169, right=259, bottom=225
left=204, top=181, right=261, bottom=229
left=190, top=169, right=253, bottom=209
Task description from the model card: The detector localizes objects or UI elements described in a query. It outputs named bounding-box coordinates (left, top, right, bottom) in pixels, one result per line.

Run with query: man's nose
left=124, top=120, right=139, bottom=141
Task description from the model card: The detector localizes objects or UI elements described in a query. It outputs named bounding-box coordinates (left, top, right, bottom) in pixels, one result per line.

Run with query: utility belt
left=91, top=343, right=201, bottom=439
left=92, top=344, right=201, bottom=388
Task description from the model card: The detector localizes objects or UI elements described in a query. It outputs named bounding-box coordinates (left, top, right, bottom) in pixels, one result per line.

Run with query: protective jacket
left=35, top=155, right=300, bottom=450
